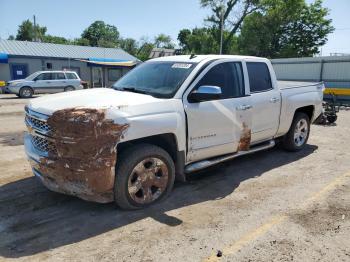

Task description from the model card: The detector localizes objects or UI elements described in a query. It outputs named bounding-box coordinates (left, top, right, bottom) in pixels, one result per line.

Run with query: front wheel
left=114, top=144, right=175, bottom=209
left=19, top=87, right=33, bottom=98
left=282, top=112, right=310, bottom=151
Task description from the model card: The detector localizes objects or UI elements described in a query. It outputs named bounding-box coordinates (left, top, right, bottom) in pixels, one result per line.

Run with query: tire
left=19, top=87, right=33, bottom=98
left=326, top=114, right=337, bottom=124
left=64, top=86, right=75, bottom=92
left=114, top=144, right=175, bottom=210
left=282, top=112, right=310, bottom=152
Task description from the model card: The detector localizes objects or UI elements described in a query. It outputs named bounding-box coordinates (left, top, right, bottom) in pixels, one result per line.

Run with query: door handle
left=236, top=104, right=253, bottom=111
left=270, top=97, right=280, bottom=103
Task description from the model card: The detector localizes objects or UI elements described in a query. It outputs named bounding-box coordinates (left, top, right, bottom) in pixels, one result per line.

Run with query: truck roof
left=150, top=54, right=269, bottom=63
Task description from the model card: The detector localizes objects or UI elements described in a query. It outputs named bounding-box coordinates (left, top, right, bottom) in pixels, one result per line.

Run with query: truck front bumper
left=24, top=133, right=115, bottom=203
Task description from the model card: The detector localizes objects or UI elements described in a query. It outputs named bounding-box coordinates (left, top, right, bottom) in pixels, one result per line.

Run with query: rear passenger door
left=247, top=62, right=281, bottom=143
left=52, top=72, right=67, bottom=92
left=65, top=72, right=80, bottom=89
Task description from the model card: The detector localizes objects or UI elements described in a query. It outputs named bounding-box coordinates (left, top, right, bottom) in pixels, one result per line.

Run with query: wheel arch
left=295, top=105, right=314, bottom=121
left=116, top=133, right=186, bottom=182
left=20, top=85, right=34, bottom=93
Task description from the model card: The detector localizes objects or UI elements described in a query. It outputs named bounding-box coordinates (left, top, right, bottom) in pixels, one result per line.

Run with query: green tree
left=238, top=0, right=334, bottom=58
left=178, top=27, right=218, bottom=54
left=81, top=21, right=120, bottom=47
left=43, top=34, right=69, bottom=44
left=200, top=0, right=261, bottom=53
left=178, top=27, right=239, bottom=54
left=72, top=38, right=90, bottom=46
left=136, top=38, right=155, bottom=61
left=15, top=19, right=47, bottom=41
left=119, top=38, right=138, bottom=55
left=154, top=34, right=175, bottom=49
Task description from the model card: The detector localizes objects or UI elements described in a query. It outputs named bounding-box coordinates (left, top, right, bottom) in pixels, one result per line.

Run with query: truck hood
left=28, top=88, right=166, bottom=115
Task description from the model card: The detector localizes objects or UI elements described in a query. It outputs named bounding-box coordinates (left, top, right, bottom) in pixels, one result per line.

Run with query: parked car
left=0, top=80, right=6, bottom=94
left=24, top=55, right=324, bottom=209
left=5, top=71, right=83, bottom=98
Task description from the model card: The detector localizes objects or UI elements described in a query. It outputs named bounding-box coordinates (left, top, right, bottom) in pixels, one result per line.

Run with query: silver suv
left=5, top=71, right=83, bottom=98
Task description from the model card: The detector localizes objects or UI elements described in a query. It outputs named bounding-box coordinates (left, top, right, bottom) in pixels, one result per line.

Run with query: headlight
left=10, top=82, right=21, bottom=87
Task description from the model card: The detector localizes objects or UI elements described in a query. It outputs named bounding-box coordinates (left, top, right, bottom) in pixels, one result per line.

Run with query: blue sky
left=0, top=0, right=349, bottom=56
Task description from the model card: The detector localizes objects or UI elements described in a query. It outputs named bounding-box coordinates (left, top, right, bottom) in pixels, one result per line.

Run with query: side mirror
left=188, top=85, right=222, bottom=103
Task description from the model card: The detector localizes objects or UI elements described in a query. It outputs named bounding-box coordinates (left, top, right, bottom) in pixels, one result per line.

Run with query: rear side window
left=54, top=73, right=66, bottom=80
left=247, top=62, right=273, bottom=93
left=66, top=72, right=78, bottom=79
left=196, top=62, right=245, bottom=99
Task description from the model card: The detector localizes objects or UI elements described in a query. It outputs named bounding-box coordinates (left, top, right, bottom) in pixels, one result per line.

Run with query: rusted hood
left=28, top=88, right=164, bottom=115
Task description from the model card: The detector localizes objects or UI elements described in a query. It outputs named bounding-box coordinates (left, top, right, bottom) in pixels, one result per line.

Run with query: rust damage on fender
left=237, top=122, right=251, bottom=151
left=36, top=108, right=129, bottom=203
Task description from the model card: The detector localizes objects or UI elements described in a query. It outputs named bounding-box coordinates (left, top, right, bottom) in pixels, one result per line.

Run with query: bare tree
left=200, top=0, right=261, bottom=53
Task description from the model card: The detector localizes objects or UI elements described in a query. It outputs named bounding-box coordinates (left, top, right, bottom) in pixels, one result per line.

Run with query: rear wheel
left=19, top=87, right=33, bottom=98
left=64, top=86, right=75, bottom=92
left=327, top=114, right=337, bottom=124
left=282, top=112, right=310, bottom=151
left=114, top=144, right=175, bottom=210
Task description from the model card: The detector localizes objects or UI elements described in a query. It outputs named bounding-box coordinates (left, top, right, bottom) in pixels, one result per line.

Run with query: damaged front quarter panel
left=36, top=108, right=129, bottom=203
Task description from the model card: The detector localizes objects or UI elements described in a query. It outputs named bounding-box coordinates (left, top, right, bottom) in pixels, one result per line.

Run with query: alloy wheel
left=127, top=157, right=169, bottom=204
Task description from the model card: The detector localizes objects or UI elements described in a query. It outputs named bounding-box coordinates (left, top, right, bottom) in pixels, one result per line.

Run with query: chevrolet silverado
left=24, top=55, right=324, bottom=209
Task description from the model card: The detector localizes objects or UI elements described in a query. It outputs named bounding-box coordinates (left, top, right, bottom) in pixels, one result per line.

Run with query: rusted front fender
left=25, top=108, right=129, bottom=203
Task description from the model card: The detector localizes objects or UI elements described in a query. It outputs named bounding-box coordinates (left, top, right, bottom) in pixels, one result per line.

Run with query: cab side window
left=246, top=62, right=273, bottom=93
left=195, top=62, right=245, bottom=99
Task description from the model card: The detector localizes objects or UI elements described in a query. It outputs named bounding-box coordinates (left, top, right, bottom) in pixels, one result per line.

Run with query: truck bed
left=278, top=80, right=322, bottom=90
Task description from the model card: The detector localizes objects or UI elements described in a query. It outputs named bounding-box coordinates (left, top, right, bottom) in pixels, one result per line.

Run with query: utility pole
left=219, top=1, right=225, bottom=55
left=33, top=15, right=37, bottom=42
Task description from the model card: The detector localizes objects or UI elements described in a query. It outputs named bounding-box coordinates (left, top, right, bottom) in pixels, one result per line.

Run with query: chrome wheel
left=20, top=87, right=33, bottom=98
left=294, top=119, right=308, bottom=146
left=23, top=89, right=31, bottom=96
left=128, top=157, right=169, bottom=205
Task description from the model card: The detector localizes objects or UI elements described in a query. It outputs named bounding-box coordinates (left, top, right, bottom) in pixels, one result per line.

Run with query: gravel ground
left=0, top=94, right=349, bottom=262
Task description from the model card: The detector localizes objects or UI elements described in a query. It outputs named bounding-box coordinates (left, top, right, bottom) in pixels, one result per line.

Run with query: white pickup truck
left=24, top=55, right=324, bottom=209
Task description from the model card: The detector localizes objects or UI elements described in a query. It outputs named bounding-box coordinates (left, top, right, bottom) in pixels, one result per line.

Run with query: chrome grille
left=25, top=115, right=52, bottom=133
left=31, top=135, right=56, bottom=153
left=25, top=107, right=56, bottom=154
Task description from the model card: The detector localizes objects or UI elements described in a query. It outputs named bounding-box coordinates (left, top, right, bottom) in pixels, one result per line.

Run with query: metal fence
left=271, top=56, right=350, bottom=103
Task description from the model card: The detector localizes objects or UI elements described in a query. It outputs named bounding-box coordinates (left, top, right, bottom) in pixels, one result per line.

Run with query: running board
left=185, top=140, right=276, bottom=173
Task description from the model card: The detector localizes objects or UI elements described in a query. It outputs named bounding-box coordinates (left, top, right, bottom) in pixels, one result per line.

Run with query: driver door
left=183, top=60, right=252, bottom=163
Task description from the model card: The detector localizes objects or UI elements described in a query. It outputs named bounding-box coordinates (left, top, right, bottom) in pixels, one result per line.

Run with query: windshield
left=113, top=61, right=196, bottom=98
left=25, top=72, right=42, bottom=80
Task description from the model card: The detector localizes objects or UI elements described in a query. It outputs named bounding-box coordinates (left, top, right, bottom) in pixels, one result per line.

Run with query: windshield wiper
left=117, top=87, right=149, bottom=95
left=114, top=86, right=164, bottom=98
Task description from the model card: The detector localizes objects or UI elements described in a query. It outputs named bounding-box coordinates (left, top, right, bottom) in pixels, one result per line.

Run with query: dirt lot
left=0, top=94, right=349, bottom=262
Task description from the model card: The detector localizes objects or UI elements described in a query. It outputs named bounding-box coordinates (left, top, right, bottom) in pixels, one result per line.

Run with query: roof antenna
left=190, top=53, right=197, bottom=59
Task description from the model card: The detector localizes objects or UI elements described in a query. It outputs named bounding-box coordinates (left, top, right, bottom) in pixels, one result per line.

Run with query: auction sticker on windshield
left=172, top=63, right=192, bottom=69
